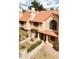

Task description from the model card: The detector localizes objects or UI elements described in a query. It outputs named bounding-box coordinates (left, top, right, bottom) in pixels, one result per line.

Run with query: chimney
left=30, top=7, right=36, bottom=20
left=54, top=8, right=56, bottom=10
left=31, top=7, right=35, bottom=12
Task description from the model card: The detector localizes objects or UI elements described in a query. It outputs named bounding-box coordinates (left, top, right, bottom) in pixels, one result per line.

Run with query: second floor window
left=19, top=21, right=26, bottom=26
left=50, top=20, right=57, bottom=30
left=33, top=22, right=38, bottom=27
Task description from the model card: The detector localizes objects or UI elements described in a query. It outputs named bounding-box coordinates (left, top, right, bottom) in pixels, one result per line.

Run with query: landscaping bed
left=27, top=40, right=42, bottom=53
left=19, top=27, right=28, bottom=42
left=19, top=41, right=31, bottom=50
left=53, top=44, right=59, bottom=51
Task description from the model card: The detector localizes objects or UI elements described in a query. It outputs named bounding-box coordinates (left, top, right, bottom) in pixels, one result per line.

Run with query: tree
left=28, top=0, right=46, bottom=11
left=50, top=8, right=54, bottom=10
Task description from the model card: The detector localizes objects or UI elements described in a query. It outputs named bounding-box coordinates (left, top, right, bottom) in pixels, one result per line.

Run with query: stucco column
left=38, top=33, right=40, bottom=40
left=28, top=30, right=32, bottom=40
left=46, top=35, right=49, bottom=43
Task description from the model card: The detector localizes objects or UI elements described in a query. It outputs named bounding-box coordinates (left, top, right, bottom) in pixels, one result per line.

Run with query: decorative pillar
left=27, top=20, right=32, bottom=41
left=38, top=33, right=40, bottom=40
left=28, top=30, right=32, bottom=40
left=46, top=35, right=49, bottom=43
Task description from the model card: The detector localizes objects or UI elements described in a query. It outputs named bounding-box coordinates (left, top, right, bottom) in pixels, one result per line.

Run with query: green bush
left=27, top=40, right=41, bottom=53
left=20, top=45, right=26, bottom=49
left=19, top=27, right=28, bottom=41
left=53, top=44, right=59, bottom=51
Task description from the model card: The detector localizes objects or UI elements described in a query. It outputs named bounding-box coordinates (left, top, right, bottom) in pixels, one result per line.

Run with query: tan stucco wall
left=53, top=14, right=59, bottom=31
left=42, top=16, right=53, bottom=30
left=42, top=14, right=59, bottom=31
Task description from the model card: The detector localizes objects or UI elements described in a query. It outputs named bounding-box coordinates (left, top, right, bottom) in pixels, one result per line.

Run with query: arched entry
left=50, top=20, right=57, bottom=30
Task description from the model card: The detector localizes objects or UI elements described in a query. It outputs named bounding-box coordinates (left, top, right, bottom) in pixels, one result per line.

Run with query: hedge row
left=27, top=40, right=41, bottom=53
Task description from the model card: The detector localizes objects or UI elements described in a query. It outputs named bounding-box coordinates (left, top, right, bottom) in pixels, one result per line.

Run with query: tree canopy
left=28, top=0, right=46, bottom=11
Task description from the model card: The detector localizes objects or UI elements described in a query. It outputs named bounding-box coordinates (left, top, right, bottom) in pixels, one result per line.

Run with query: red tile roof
left=19, top=11, right=30, bottom=21
left=19, top=10, right=59, bottom=22
left=30, top=10, right=59, bottom=22
left=38, top=29, right=58, bottom=37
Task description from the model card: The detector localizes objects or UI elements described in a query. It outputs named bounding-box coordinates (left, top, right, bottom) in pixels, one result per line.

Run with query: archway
left=50, top=20, right=57, bottom=30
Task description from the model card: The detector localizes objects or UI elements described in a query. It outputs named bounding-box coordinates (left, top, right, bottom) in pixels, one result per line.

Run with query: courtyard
left=20, top=40, right=58, bottom=59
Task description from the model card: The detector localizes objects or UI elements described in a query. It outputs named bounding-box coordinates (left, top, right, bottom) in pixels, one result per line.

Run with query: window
left=19, top=21, right=26, bottom=26
left=50, top=20, right=57, bottom=30
left=33, top=22, right=38, bottom=27
left=50, top=36, right=55, bottom=41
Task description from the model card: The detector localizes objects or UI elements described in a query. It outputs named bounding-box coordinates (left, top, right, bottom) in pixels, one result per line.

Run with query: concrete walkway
left=43, top=42, right=59, bottom=57
left=31, top=42, right=58, bottom=59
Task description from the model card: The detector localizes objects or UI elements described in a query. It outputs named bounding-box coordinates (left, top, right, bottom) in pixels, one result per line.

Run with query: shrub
left=27, top=40, right=41, bottom=53
left=19, top=27, right=28, bottom=41
left=20, top=45, right=26, bottom=49
left=53, top=44, right=59, bottom=51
